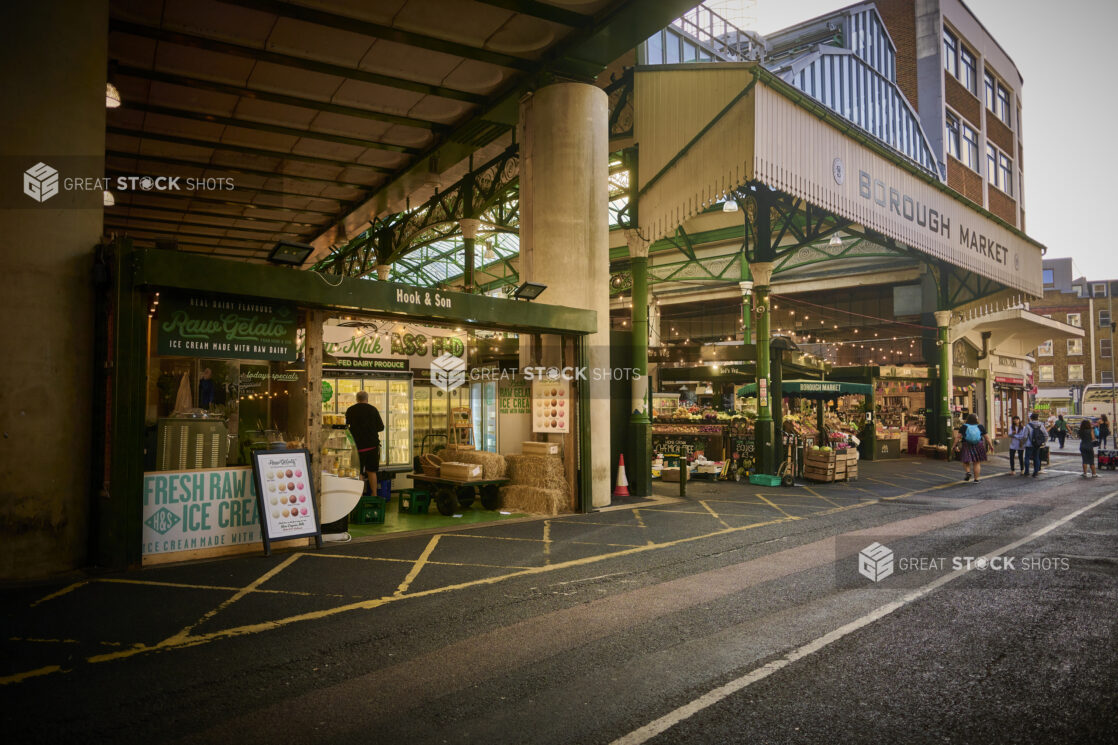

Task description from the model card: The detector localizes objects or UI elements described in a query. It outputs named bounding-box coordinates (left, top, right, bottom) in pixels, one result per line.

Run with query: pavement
left=2, top=452, right=1115, bottom=744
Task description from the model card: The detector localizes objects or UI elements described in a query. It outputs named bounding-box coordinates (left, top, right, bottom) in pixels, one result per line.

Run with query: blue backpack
left=964, top=423, right=982, bottom=444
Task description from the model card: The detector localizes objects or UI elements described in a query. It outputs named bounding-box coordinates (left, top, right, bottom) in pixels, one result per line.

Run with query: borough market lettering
left=858, top=171, right=1008, bottom=266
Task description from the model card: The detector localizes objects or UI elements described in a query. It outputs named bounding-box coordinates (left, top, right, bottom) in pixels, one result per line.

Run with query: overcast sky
left=720, top=0, right=1118, bottom=281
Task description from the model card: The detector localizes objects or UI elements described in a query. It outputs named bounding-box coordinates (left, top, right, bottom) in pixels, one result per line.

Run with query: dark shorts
left=358, top=446, right=380, bottom=473
left=1081, top=448, right=1094, bottom=466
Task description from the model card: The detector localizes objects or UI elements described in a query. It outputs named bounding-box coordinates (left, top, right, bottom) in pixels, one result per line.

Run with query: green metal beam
left=106, top=125, right=394, bottom=175
left=103, top=223, right=271, bottom=247
left=103, top=171, right=342, bottom=216
left=116, top=65, right=447, bottom=134
left=473, top=0, right=590, bottom=25
left=109, top=19, right=487, bottom=105
left=105, top=149, right=376, bottom=190
left=218, top=0, right=535, bottom=72
left=119, top=102, right=423, bottom=156
left=103, top=211, right=304, bottom=236
left=126, top=236, right=264, bottom=255
left=130, top=247, right=598, bottom=334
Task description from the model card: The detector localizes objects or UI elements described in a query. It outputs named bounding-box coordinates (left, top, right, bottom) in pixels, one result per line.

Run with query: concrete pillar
left=459, top=218, right=481, bottom=292
left=934, top=309, right=953, bottom=447
left=518, top=82, right=610, bottom=508
left=626, top=230, right=651, bottom=497
left=375, top=264, right=391, bottom=280
left=0, top=0, right=107, bottom=578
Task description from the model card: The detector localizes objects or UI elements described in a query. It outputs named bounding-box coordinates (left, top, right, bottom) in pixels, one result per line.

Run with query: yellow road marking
left=30, top=581, right=88, bottom=608
left=8, top=637, right=79, bottom=645
left=801, top=486, right=842, bottom=508
left=305, top=553, right=535, bottom=571
left=753, top=493, right=800, bottom=520
left=0, top=665, right=64, bottom=686
left=632, top=509, right=648, bottom=530
left=394, top=535, right=442, bottom=596
left=698, top=501, right=730, bottom=529
left=96, top=577, right=318, bottom=597
left=164, top=554, right=302, bottom=644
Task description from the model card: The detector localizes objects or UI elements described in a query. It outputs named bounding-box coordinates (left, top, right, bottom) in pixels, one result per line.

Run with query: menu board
left=532, top=380, right=570, bottom=434
left=250, top=449, right=322, bottom=554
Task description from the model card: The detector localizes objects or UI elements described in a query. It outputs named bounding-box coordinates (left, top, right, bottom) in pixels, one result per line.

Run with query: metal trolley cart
left=407, top=473, right=509, bottom=516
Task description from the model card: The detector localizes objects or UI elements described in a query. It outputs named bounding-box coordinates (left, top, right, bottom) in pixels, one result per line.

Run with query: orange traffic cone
left=613, top=454, right=630, bottom=497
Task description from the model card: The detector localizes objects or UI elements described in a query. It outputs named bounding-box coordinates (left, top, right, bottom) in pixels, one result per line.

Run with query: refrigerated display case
left=412, top=383, right=469, bottom=455
left=321, top=373, right=413, bottom=471
left=471, top=381, right=498, bottom=452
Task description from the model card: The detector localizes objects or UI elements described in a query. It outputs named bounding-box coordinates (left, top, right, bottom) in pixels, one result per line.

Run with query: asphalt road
left=2, top=454, right=1115, bottom=744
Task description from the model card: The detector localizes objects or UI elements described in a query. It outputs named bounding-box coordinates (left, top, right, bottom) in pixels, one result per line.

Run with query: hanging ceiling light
left=483, top=242, right=496, bottom=261
left=828, top=233, right=843, bottom=248
left=103, top=190, right=115, bottom=207
left=722, top=199, right=739, bottom=213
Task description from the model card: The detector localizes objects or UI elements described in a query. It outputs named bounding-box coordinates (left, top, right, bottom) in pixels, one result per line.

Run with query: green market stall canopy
left=736, top=379, right=873, bottom=400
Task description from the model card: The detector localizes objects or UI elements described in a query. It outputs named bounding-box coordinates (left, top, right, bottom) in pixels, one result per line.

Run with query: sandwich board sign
left=250, top=448, right=323, bottom=555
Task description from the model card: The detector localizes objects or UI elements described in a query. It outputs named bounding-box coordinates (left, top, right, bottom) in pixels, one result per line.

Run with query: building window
left=1043, top=269, right=1054, bottom=286
left=984, top=72, right=995, bottom=111
left=1068, top=364, right=1084, bottom=382
left=961, top=122, right=979, bottom=171
left=960, top=46, right=977, bottom=94
left=945, top=111, right=961, bottom=160
left=1038, top=340, right=1053, bottom=356
left=1093, top=282, right=1108, bottom=297
left=986, top=143, right=997, bottom=184
left=1067, top=313, right=1081, bottom=327
left=1103, top=339, right=1113, bottom=358
left=998, top=152, right=1013, bottom=196
left=1102, top=309, right=1113, bottom=328
left=1073, top=284, right=1086, bottom=297
left=996, top=84, right=1011, bottom=126
left=1067, top=338, right=1083, bottom=356
left=645, top=32, right=663, bottom=64
left=1037, top=365, right=1054, bottom=382
left=944, top=29, right=958, bottom=77
left=1102, top=371, right=1115, bottom=384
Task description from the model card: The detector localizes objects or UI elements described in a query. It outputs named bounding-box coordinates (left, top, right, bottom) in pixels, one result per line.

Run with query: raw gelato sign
left=157, top=292, right=297, bottom=361
left=322, top=319, right=465, bottom=370
left=142, top=467, right=262, bottom=558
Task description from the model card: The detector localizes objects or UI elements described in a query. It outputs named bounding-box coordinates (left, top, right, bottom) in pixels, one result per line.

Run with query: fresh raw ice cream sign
left=142, top=467, right=262, bottom=558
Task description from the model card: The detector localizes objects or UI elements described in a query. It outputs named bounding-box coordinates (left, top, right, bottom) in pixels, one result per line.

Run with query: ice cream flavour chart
left=532, top=380, right=570, bottom=434
left=250, top=449, right=322, bottom=553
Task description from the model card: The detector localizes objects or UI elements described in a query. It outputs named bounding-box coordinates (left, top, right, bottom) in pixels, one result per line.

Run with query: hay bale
left=435, top=447, right=507, bottom=479
left=504, top=454, right=569, bottom=512
left=499, top=485, right=568, bottom=516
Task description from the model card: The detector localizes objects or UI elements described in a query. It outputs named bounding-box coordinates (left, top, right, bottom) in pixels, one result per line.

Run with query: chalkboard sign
left=250, top=448, right=323, bottom=555
left=652, top=433, right=723, bottom=459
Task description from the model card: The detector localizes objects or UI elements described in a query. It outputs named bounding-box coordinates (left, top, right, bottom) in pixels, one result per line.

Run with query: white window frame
left=1037, top=365, right=1054, bottom=382
left=961, top=122, right=979, bottom=172
left=1102, top=309, right=1113, bottom=328
left=959, top=46, right=977, bottom=94
left=945, top=110, right=961, bottom=161
left=1038, top=340, right=1053, bottom=357
left=1067, top=313, right=1081, bottom=327
left=1093, top=282, right=1107, bottom=297
left=998, top=152, right=1013, bottom=197
left=984, top=71, right=995, bottom=111
left=944, top=29, right=958, bottom=77
left=996, top=84, right=1011, bottom=126
left=1067, top=338, right=1083, bottom=356
left=1068, top=364, right=1084, bottom=382
left=986, top=143, right=998, bottom=185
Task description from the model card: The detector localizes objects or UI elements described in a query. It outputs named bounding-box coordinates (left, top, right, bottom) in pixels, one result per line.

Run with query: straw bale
left=435, top=447, right=507, bottom=479
left=498, top=485, right=567, bottom=516
left=504, top=454, right=566, bottom=490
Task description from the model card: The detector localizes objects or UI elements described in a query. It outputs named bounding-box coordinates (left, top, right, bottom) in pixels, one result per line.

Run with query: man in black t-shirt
left=346, top=390, right=385, bottom=497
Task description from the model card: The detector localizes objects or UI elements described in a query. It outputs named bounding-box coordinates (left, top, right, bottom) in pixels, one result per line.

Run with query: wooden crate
left=440, top=462, right=482, bottom=480
left=522, top=441, right=560, bottom=456
left=804, top=465, right=836, bottom=482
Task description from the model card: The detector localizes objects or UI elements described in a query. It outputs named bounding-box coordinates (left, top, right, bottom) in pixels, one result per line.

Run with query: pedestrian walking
left=953, top=413, right=995, bottom=482
left=1078, top=419, right=1099, bottom=479
left=1098, top=414, right=1111, bottom=450
left=1007, top=415, right=1028, bottom=474
left=1046, top=413, right=1057, bottom=441
left=1023, top=412, right=1047, bottom=478
left=1054, top=414, right=1068, bottom=449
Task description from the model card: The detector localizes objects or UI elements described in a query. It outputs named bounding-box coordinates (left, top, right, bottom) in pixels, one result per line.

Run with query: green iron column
left=460, top=218, right=480, bottom=293
left=752, top=261, right=776, bottom=476
left=740, top=251, right=753, bottom=343
left=934, top=309, right=953, bottom=447
left=627, top=230, right=651, bottom=497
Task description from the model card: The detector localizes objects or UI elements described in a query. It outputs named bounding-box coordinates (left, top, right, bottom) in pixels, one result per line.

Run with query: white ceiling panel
left=307, top=111, right=392, bottom=142
left=220, top=126, right=300, bottom=153
left=392, top=0, right=513, bottom=48
left=233, top=98, right=319, bottom=129
left=154, top=39, right=256, bottom=83
left=441, top=60, right=508, bottom=93
left=247, top=62, right=344, bottom=100
left=358, top=39, right=463, bottom=85
left=161, top=0, right=276, bottom=46
left=332, top=78, right=425, bottom=117
left=266, top=18, right=374, bottom=67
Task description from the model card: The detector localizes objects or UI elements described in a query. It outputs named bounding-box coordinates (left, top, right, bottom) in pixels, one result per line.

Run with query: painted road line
left=29, top=580, right=88, bottom=608
left=610, top=491, right=1117, bottom=745
left=802, top=486, right=842, bottom=508
left=394, top=535, right=442, bottom=596
left=698, top=501, right=730, bottom=529
left=753, top=493, right=800, bottom=520
left=542, top=521, right=552, bottom=565
left=0, top=665, right=64, bottom=686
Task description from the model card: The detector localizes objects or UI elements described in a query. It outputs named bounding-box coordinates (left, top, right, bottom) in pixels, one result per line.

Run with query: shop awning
left=737, top=379, right=872, bottom=399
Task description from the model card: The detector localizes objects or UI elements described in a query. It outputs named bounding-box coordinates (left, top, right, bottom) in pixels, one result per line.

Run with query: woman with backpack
left=1007, top=415, right=1028, bottom=474
left=1079, top=418, right=1099, bottom=479
left=1099, top=414, right=1111, bottom=450
left=953, top=413, right=995, bottom=482
left=1023, top=412, right=1047, bottom=477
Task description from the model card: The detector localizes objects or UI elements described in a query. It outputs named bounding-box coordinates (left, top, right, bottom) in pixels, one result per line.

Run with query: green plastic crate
left=748, top=473, right=783, bottom=487
left=395, top=489, right=431, bottom=514
left=351, top=497, right=386, bottom=524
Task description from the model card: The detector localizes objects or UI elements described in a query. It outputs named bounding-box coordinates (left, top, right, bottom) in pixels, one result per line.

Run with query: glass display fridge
left=413, top=383, right=470, bottom=456
left=321, top=373, right=413, bottom=471
left=471, top=380, right=498, bottom=452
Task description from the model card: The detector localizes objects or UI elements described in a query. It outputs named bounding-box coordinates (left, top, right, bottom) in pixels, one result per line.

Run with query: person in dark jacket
left=1079, top=418, right=1099, bottom=479
left=1022, top=412, right=1047, bottom=477
left=346, top=389, right=385, bottom=497
left=1054, top=414, right=1068, bottom=449
left=953, top=413, right=995, bottom=483
left=1099, top=414, right=1111, bottom=449
left=1007, top=415, right=1028, bottom=474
